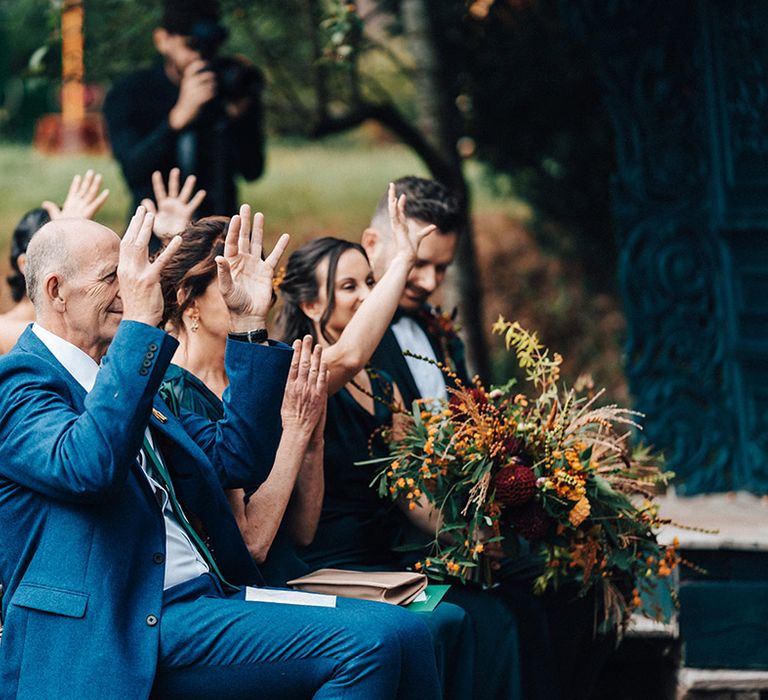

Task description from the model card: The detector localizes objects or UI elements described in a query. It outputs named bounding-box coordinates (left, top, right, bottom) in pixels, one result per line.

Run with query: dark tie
left=141, top=434, right=233, bottom=589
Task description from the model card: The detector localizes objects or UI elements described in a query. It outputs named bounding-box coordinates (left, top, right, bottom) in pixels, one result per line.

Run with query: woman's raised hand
left=216, top=204, right=290, bottom=330
left=280, top=335, right=328, bottom=436
left=141, top=168, right=207, bottom=242
left=388, top=182, right=436, bottom=265
left=42, top=170, right=110, bottom=221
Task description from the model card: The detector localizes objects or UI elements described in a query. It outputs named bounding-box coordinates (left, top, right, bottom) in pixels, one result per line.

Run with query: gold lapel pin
left=152, top=407, right=168, bottom=423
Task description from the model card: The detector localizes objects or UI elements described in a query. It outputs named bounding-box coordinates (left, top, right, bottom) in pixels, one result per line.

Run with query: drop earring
left=190, top=317, right=199, bottom=333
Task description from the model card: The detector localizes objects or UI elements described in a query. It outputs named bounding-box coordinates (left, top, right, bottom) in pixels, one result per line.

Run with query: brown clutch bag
left=286, top=568, right=428, bottom=606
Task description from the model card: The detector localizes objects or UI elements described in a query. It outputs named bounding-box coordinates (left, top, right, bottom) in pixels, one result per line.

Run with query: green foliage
left=82, top=0, right=160, bottom=81
left=434, top=0, right=617, bottom=291
left=0, top=0, right=57, bottom=140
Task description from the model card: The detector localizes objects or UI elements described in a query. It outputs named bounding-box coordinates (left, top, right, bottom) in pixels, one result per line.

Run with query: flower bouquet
left=375, top=317, right=680, bottom=626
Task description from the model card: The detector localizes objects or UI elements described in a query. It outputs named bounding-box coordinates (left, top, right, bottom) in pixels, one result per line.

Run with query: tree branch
left=311, top=100, right=458, bottom=188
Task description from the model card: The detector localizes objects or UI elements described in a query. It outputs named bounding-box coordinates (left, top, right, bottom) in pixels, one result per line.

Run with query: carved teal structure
left=563, top=1, right=768, bottom=495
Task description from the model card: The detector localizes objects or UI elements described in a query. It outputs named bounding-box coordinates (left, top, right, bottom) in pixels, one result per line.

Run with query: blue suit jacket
left=0, top=321, right=292, bottom=699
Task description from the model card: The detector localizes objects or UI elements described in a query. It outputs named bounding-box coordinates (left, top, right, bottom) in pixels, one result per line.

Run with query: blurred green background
left=0, top=0, right=626, bottom=395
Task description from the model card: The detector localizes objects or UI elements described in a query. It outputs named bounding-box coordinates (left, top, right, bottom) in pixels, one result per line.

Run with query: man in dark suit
left=0, top=207, right=440, bottom=699
left=364, top=176, right=469, bottom=407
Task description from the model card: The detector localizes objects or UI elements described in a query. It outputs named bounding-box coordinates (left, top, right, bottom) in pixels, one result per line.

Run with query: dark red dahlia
left=503, top=436, right=525, bottom=455
left=502, top=438, right=533, bottom=466
left=508, top=500, right=549, bottom=541
left=493, top=464, right=536, bottom=507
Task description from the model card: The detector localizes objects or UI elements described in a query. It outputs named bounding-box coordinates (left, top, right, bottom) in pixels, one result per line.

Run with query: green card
left=406, top=584, right=451, bottom=613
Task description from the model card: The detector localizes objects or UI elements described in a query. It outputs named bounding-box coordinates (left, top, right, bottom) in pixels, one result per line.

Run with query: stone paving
left=656, top=490, right=768, bottom=551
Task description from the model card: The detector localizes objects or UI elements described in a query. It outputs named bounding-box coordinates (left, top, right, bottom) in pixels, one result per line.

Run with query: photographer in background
left=104, top=0, right=264, bottom=222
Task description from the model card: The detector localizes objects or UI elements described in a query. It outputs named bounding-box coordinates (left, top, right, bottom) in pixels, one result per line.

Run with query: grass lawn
left=0, top=133, right=626, bottom=396
left=0, top=132, right=524, bottom=253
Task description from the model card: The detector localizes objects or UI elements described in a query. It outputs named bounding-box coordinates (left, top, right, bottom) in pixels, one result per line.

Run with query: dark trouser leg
left=152, top=575, right=440, bottom=700
left=415, top=601, right=475, bottom=700
left=443, top=586, right=525, bottom=700
left=539, top=587, right=617, bottom=700
left=499, top=580, right=618, bottom=700
left=497, top=582, right=558, bottom=700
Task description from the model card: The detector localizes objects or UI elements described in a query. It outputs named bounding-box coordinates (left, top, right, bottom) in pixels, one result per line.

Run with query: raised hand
left=118, top=206, right=182, bottom=327
left=141, top=168, right=207, bottom=242
left=388, top=182, right=436, bottom=264
left=280, top=336, right=328, bottom=435
left=42, top=170, right=110, bottom=220
left=216, top=204, right=290, bottom=331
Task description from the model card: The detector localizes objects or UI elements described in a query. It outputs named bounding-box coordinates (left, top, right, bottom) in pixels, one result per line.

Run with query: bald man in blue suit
left=0, top=206, right=439, bottom=700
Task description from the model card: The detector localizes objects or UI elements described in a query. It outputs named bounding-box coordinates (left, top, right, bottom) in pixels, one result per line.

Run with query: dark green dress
left=301, top=373, right=415, bottom=570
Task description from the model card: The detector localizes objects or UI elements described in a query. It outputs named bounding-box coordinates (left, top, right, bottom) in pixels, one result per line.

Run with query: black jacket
left=370, top=307, right=470, bottom=408
left=104, top=62, right=265, bottom=218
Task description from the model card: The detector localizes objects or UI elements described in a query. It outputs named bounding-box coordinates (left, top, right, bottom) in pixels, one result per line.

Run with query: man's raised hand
left=216, top=204, right=290, bottom=331
left=42, top=170, right=110, bottom=220
left=141, top=168, right=206, bottom=242
left=388, top=182, right=436, bottom=265
left=118, top=206, right=182, bottom=328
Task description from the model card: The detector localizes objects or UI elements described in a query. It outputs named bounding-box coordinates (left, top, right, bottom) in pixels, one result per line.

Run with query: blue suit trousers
left=151, top=574, right=441, bottom=700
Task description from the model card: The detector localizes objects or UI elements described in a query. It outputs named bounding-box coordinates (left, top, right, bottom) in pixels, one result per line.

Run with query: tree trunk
left=400, top=0, right=490, bottom=381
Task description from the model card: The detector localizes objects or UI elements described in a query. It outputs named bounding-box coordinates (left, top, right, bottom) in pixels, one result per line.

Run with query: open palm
left=388, top=182, right=436, bottom=261
left=142, top=168, right=207, bottom=242
left=217, top=204, right=290, bottom=323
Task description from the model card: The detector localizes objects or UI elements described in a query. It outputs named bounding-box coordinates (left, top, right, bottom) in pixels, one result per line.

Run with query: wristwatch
left=227, top=329, right=268, bottom=344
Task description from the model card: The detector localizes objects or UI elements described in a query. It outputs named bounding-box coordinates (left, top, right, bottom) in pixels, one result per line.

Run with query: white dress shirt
left=391, top=315, right=448, bottom=402
left=32, top=323, right=209, bottom=589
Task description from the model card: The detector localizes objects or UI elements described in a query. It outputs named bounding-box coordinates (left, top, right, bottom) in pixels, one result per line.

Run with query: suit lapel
left=147, top=396, right=264, bottom=586
left=147, top=397, right=222, bottom=510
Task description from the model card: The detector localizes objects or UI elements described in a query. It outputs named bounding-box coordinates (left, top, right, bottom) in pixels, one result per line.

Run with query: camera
left=207, top=57, right=263, bottom=102
left=188, top=19, right=263, bottom=102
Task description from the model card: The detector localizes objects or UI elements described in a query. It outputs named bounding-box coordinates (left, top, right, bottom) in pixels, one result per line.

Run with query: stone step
left=655, top=491, right=768, bottom=552
left=676, top=668, right=768, bottom=700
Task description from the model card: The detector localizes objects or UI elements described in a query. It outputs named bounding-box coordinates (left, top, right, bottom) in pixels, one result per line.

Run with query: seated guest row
left=0, top=171, right=610, bottom=699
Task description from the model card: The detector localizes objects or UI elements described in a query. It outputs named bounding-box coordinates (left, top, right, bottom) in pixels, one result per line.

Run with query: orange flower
left=568, top=496, right=591, bottom=527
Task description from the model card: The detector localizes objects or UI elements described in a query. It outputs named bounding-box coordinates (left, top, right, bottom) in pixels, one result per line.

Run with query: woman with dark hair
left=159, top=209, right=328, bottom=578
left=0, top=171, right=110, bottom=354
